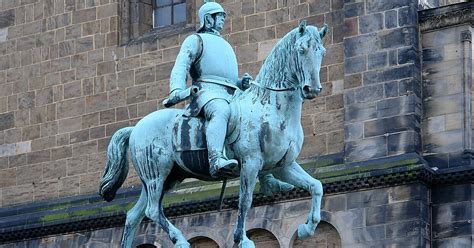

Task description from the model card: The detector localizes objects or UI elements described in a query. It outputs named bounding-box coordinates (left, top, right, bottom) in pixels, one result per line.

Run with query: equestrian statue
left=99, top=1, right=328, bottom=247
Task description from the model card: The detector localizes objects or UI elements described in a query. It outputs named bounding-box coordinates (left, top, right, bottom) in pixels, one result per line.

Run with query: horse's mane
left=244, top=29, right=298, bottom=100
left=243, top=26, right=320, bottom=102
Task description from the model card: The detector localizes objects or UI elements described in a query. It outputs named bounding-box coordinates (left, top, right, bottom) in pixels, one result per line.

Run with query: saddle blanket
left=172, top=116, right=207, bottom=152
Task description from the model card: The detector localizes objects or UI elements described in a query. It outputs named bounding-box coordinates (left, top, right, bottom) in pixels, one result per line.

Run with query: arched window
left=292, top=222, right=341, bottom=248
left=136, top=244, right=156, bottom=248
left=245, top=229, right=280, bottom=247
left=188, top=236, right=219, bottom=248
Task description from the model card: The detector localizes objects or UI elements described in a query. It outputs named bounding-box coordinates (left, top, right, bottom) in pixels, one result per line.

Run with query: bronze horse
left=99, top=21, right=327, bottom=248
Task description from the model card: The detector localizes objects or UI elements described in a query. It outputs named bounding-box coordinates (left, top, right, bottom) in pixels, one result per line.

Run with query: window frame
left=119, top=0, right=195, bottom=45
left=153, top=0, right=187, bottom=29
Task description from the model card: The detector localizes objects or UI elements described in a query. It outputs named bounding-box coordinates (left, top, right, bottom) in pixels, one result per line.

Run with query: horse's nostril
left=303, top=85, right=312, bottom=93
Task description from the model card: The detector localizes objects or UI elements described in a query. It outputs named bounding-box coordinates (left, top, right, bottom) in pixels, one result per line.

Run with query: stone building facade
left=0, top=0, right=472, bottom=247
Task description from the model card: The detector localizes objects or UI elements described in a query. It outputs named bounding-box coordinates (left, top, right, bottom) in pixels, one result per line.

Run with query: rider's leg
left=204, top=99, right=238, bottom=177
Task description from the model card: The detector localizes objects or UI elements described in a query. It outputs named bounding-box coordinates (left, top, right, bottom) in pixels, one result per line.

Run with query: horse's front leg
left=233, top=157, right=263, bottom=248
left=275, top=161, right=323, bottom=240
left=259, top=173, right=294, bottom=196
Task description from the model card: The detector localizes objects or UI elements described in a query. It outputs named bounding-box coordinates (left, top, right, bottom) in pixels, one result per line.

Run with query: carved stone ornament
left=461, top=30, right=472, bottom=42
left=419, top=2, right=473, bottom=32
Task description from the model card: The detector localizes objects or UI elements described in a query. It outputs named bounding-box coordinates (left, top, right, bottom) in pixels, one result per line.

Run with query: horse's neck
left=244, top=33, right=303, bottom=122
left=255, top=43, right=295, bottom=91
left=270, top=91, right=303, bottom=123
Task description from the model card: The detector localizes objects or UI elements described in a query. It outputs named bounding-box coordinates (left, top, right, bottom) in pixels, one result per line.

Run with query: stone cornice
left=419, top=2, right=473, bottom=32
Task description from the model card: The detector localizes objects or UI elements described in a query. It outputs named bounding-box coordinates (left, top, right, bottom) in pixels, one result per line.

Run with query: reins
left=250, top=81, right=299, bottom=92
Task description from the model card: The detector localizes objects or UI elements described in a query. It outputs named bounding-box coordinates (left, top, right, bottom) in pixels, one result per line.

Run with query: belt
left=197, top=75, right=238, bottom=89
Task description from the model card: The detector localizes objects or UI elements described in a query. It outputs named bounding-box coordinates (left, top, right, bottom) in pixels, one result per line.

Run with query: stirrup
left=210, top=157, right=238, bottom=178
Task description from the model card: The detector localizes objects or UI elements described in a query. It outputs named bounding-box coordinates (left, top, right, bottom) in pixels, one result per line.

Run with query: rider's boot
left=205, top=100, right=238, bottom=178
left=209, top=149, right=238, bottom=178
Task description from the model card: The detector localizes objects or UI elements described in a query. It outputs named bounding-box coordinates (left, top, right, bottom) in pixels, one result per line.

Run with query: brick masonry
left=0, top=0, right=345, bottom=207
left=0, top=0, right=473, bottom=246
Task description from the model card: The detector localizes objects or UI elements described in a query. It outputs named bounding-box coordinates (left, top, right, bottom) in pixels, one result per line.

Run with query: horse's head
left=294, top=21, right=327, bottom=100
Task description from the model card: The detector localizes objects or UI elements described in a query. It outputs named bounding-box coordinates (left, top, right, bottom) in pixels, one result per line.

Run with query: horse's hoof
left=238, top=239, right=255, bottom=248
left=174, top=241, right=191, bottom=248
left=298, top=223, right=314, bottom=240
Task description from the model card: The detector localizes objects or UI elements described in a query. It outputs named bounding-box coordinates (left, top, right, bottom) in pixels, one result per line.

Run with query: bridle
left=249, top=79, right=312, bottom=99
left=250, top=81, right=298, bottom=92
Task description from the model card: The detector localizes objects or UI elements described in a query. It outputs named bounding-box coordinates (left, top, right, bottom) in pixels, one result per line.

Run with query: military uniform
left=170, top=32, right=240, bottom=116
left=169, top=2, right=240, bottom=177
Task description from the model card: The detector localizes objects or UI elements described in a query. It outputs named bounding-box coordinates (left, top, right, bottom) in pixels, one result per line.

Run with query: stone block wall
left=0, top=184, right=428, bottom=248
left=0, top=0, right=345, bottom=207
left=420, top=12, right=473, bottom=169
left=343, top=0, right=422, bottom=162
left=431, top=183, right=473, bottom=246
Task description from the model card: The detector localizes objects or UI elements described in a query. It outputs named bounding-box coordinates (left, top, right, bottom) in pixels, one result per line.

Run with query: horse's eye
left=298, top=48, right=306, bottom=54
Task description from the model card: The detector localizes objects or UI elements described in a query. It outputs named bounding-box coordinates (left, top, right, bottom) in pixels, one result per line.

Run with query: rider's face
left=213, top=12, right=225, bottom=32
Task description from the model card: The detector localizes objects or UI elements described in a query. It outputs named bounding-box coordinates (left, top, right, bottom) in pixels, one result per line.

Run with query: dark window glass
left=173, top=3, right=186, bottom=24
left=155, top=6, right=172, bottom=27
left=154, top=0, right=186, bottom=28
left=156, top=0, right=172, bottom=7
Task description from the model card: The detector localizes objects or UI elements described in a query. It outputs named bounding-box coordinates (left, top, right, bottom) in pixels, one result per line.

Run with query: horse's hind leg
left=145, top=175, right=190, bottom=248
left=141, top=153, right=189, bottom=248
left=121, top=186, right=147, bottom=248
left=275, top=161, right=323, bottom=240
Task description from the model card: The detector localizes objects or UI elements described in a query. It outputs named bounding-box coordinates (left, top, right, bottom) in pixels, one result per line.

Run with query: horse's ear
left=299, top=20, right=307, bottom=35
left=319, top=24, right=328, bottom=39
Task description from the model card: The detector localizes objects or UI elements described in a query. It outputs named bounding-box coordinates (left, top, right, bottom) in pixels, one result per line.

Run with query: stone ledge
left=1, top=153, right=474, bottom=244
left=418, top=1, right=474, bottom=32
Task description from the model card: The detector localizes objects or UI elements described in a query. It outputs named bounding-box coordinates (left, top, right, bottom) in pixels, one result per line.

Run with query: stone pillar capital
left=461, top=30, right=472, bottom=43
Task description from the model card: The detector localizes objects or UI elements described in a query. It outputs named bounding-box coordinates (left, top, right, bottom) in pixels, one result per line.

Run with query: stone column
left=343, top=0, right=422, bottom=162
left=460, top=30, right=472, bottom=151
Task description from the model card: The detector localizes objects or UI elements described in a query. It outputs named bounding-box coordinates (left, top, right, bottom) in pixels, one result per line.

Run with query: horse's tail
left=99, top=127, right=134, bottom=202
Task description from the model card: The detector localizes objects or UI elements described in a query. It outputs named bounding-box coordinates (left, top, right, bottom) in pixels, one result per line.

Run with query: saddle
left=171, top=101, right=241, bottom=179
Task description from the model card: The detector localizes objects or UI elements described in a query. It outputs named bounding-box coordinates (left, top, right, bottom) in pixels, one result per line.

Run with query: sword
left=162, top=86, right=199, bottom=108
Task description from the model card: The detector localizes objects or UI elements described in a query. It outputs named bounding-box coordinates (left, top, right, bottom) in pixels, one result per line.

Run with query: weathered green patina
left=98, top=1, right=328, bottom=247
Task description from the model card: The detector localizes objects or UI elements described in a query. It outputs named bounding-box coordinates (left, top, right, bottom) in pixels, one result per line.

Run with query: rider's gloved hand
left=169, top=89, right=182, bottom=100
left=241, top=73, right=253, bottom=90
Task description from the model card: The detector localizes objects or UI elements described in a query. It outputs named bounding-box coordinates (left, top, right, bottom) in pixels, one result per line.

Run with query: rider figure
left=169, top=1, right=249, bottom=177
